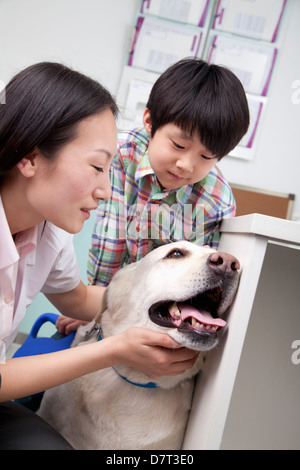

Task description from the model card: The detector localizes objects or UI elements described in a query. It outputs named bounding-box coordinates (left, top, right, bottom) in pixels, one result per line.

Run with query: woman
left=0, top=62, right=197, bottom=449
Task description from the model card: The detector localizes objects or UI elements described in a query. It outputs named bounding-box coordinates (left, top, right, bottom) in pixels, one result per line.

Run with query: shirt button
left=4, top=296, right=12, bottom=304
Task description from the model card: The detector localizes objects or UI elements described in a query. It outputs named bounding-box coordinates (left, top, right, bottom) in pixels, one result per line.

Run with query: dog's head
left=99, top=241, right=240, bottom=354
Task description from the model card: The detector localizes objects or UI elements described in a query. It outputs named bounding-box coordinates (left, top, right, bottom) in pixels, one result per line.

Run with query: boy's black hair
left=146, top=59, right=249, bottom=159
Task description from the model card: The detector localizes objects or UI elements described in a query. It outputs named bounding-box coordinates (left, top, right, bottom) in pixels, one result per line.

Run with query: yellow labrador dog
left=39, top=241, right=240, bottom=450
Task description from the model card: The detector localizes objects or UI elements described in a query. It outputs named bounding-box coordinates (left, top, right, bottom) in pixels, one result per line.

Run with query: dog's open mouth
left=149, top=286, right=226, bottom=335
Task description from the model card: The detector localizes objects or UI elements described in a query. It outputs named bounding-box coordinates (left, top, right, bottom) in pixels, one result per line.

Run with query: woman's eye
left=92, top=166, right=104, bottom=173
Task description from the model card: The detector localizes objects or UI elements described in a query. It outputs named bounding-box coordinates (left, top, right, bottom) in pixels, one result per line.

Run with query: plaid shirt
left=87, top=128, right=235, bottom=286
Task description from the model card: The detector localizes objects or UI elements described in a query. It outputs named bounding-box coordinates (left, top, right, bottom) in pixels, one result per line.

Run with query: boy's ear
left=16, top=150, right=39, bottom=177
left=143, top=108, right=152, bottom=136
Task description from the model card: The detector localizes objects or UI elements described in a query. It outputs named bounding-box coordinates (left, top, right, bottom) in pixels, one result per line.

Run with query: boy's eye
left=92, top=165, right=104, bottom=173
left=201, top=154, right=215, bottom=161
left=172, top=140, right=185, bottom=150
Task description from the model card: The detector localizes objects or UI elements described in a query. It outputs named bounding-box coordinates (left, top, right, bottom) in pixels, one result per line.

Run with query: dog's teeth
left=170, top=302, right=181, bottom=317
left=169, top=302, right=176, bottom=313
left=191, top=319, right=204, bottom=329
left=189, top=318, right=221, bottom=332
left=190, top=320, right=220, bottom=332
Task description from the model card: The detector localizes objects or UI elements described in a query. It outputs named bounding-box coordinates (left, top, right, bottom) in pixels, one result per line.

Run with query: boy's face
left=143, top=109, right=217, bottom=190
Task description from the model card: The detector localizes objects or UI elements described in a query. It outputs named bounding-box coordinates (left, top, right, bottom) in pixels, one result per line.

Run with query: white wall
left=1, top=0, right=299, bottom=215
left=0, top=0, right=139, bottom=94
left=0, top=0, right=299, bottom=334
left=218, top=0, right=300, bottom=220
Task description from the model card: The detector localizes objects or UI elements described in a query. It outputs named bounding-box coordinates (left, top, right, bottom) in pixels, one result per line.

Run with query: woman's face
left=24, top=109, right=117, bottom=234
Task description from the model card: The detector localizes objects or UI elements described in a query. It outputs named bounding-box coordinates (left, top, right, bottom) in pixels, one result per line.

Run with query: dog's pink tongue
left=178, top=303, right=226, bottom=328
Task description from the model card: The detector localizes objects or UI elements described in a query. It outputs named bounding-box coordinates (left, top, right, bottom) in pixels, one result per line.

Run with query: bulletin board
left=117, top=0, right=287, bottom=161
left=230, top=183, right=295, bottom=219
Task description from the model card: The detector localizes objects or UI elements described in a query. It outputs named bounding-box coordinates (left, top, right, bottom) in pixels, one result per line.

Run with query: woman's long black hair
left=0, top=62, right=118, bottom=185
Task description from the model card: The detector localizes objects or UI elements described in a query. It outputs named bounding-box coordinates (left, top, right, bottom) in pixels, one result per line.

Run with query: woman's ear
left=16, top=150, right=38, bottom=177
left=143, top=108, right=152, bottom=136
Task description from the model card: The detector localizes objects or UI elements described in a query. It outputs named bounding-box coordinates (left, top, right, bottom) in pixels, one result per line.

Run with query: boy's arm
left=87, top=156, right=128, bottom=286
left=194, top=174, right=236, bottom=249
left=202, top=202, right=235, bottom=248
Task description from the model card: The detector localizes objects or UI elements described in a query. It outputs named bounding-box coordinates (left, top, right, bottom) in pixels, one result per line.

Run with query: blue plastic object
left=13, top=313, right=76, bottom=410
left=13, top=313, right=75, bottom=359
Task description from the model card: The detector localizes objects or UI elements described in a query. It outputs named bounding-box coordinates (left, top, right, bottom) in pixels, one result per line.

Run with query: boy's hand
left=56, top=315, right=88, bottom=336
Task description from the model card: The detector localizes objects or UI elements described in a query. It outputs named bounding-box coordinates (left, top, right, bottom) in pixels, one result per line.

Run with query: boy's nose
left=175, top=156, right=194, bottom=174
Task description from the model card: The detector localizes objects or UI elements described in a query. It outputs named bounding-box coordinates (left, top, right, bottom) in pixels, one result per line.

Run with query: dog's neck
left=85, top=321, right=160, bottom=389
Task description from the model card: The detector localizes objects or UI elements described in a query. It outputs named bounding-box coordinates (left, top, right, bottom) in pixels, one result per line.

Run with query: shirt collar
left=0, top=195, right=38, bottom=269
left=135, top=150, right=155, bottom=182
left=175, top=183, right=193, bottom=205
left=135, top=151, right=194, bottom=206
left=15, top=226, right=38, bottom=259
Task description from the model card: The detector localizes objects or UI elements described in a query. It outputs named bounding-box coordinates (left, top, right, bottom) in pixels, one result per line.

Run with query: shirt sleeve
left=41, top=229, right=81, bottom=294
left=190, top=168, right=236, bottom=250
left=204, top=187, right=236, bottom=249
left=87, top=154, right=129, bottom=286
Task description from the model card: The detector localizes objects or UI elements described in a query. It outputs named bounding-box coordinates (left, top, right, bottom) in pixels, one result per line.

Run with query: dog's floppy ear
left=95, top=287, right=109, bottom=323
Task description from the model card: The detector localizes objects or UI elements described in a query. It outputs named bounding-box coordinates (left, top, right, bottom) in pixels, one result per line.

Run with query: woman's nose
left=94, top=178, right=111, bottom=202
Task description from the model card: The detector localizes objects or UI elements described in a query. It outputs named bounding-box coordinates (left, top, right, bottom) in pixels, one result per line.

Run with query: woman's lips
left=80, top=209, right=91, bottom=220
left=81, top=205, right=98, bottom=220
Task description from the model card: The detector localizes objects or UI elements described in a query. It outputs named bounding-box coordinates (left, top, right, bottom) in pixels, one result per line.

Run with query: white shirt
left=0, top=196, right=81, bottom=359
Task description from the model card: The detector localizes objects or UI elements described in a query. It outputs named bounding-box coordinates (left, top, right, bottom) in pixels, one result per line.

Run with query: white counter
left=183, top=214, right=300, bottom=450
left=221, top=213, right=300, bottom=245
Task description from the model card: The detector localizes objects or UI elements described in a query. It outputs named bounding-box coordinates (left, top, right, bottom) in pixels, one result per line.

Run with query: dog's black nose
left=207, top=252, right=240, bottom=275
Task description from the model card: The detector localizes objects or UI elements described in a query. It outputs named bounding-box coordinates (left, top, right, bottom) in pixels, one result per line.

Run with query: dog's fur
left=39, top=241, right=240, bottom=450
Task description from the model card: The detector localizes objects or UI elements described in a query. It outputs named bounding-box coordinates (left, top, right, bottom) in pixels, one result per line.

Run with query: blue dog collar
left=112, top=368, right=159, bottom=389
left=97, top=327, right=159, bottom=389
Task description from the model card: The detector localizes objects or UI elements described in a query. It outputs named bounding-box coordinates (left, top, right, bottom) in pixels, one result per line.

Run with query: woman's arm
left=45, top=282, right=105, bottom=322
left=0, top=328, right=198, bottom=402
left=46, top=282, right=106, bottom=334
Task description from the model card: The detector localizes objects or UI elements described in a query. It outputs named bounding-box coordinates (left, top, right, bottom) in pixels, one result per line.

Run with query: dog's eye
left=165, top=248, right=187, bottom=259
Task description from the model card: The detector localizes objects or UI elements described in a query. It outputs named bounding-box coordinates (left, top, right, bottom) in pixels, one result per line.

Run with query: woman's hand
left=0, top=326, right=198, bottom=402
left=114, top=327, right=199, bottom=378
left=56, top=317, right=198, bottom=377
left=55, top=315, right=87, bottom=335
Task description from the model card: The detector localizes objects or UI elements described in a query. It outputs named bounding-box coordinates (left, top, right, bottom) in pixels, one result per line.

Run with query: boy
left=87, top=59, right=249, bottom=287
